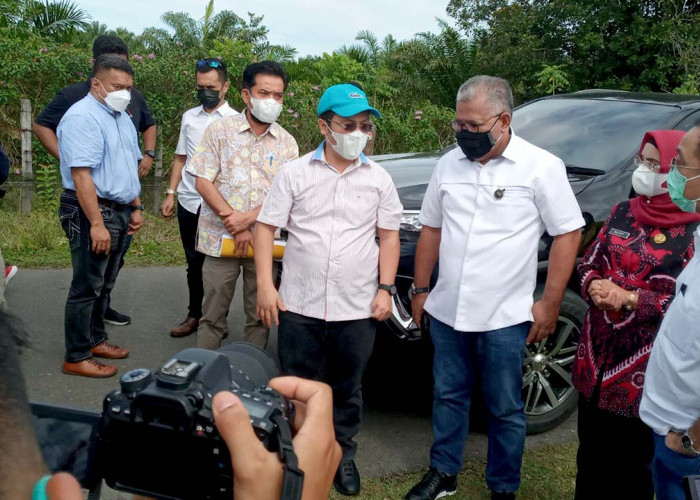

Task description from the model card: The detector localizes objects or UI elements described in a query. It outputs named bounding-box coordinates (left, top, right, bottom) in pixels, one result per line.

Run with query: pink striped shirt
left=257, top=143, right=403, bottom=321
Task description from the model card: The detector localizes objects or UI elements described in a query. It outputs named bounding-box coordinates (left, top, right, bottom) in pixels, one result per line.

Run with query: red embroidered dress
left=572, top=201, right=697, bottom=417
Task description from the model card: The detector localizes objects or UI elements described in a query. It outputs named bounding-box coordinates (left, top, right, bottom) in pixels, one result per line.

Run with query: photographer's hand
left=213, top=376, right=341, bottom=500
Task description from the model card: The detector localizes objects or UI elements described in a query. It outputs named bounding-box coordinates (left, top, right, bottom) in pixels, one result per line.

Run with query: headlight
left=400, top=210, right=422, bottom=232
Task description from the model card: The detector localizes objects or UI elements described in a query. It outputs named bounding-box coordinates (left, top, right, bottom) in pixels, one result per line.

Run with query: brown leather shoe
left=170, top=317, right=199, bottom=338
left=62, top=358, right=117, bottom=378
left=91, top=341, right=129, bottom=359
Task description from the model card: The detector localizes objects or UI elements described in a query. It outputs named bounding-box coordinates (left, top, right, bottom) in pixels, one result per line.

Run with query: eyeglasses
left=326, top=119, right=374, bottom=134
left=633, top=155, right=661, bottom=173
left=670, top=156, right=700, bottom=170
left=451, top=113, right=502, bottom=133
left=197, top=59, right=222, bottom=69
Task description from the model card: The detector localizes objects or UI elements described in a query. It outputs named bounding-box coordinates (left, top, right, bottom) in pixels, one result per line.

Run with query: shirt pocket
left=481, top=185, right=536, bottom=229
left=346, top=187, right=380, bottom=228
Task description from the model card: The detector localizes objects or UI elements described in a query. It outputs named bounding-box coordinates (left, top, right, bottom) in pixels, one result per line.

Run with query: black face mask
left=197, top=88, right=221, bottom=109
left=455, top=117, right=503, bottom=161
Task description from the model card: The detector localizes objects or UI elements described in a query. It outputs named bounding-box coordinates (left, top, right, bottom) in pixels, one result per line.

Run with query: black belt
left=63, top=189, right=131, bottom=211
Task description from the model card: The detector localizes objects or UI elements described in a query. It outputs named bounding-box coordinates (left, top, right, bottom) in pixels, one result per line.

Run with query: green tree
left=536, top=64, right=570, bottom=95
left=1, top=0, right=90, bottom=40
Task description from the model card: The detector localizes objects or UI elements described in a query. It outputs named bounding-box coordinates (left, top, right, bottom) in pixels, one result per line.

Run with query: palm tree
left=2, top=0, right=90, bottom=40
left=161, top=0, right=269, bottom=55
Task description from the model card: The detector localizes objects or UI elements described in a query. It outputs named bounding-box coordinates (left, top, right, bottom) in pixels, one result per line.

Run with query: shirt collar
left=312, top=140, right=369, bottom=166
left=198, top=101, right=233, bottom=117
left=235, top=111, right=281, bottom=139
left=87, top=92, right=120, bottom=117
left=499, top=129, right=521, bottom=163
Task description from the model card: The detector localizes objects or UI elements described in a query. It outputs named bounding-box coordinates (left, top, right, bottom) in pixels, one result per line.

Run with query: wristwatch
left=144, top=150, right=156, bottom=159
left=165, top=188, right=176, bottom=195
left=410, top=283, right=430, bottom=295
left=681, top=432, right=700, bottom=456
left=131, top=205, right=144, bottom=211
left=378, top=284, right=397, bottom=295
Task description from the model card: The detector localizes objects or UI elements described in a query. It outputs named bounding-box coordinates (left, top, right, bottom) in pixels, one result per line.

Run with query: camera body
left=98, top=345, right=293, bottom=500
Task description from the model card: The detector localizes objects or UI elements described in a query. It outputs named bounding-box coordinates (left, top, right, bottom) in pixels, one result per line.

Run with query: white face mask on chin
left=97, top=80, right=131, bottom=113
left=632, top=165, right=668, bottom=198
left=329, top=129, right=369, bottom=160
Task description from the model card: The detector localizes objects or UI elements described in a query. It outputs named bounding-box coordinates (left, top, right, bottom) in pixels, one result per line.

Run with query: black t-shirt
left=34, top=79, right=155, bottom=134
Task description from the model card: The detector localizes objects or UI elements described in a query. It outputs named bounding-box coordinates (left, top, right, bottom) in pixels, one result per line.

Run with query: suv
left=367, top=91, right=700, bottom=433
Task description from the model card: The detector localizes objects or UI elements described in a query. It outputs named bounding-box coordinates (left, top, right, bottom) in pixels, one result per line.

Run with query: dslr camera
left=33, top=343, right=303, bottom=500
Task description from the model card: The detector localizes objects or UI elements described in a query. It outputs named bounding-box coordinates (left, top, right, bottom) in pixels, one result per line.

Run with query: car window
left=512, top=99, right=681, bottom=173
left=674, top=110, right=700, bottom=131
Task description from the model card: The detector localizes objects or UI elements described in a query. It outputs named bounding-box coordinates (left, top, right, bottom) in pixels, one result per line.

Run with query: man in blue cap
left=254, top=83, right=403, bottom=495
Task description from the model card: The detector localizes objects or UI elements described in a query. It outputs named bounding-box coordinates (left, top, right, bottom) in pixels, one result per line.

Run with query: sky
left=73, top=0, right=454, bottom=58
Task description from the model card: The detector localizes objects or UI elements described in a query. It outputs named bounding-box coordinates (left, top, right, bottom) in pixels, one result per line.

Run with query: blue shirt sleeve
left=58, top=114, right=104, bottom=169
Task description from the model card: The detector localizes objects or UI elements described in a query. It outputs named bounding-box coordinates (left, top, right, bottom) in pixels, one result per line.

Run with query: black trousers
left=177, top=202, right=205, bottom=319
left=575, top=394, right=654, bottom=500
left=277, top=311, right=376, bottom=459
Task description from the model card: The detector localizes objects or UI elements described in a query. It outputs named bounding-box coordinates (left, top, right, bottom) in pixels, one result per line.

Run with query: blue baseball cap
left=317, top=84, right=381, bottom=118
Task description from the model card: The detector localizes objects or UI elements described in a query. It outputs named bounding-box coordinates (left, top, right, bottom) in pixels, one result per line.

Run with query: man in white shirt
left=405, top=76, right=584, bottom=500
left=161, top=58, right=237, bottom=338
left=640, top=122, right=700, bottom=500
left=254, top=83, right=403, bottom=496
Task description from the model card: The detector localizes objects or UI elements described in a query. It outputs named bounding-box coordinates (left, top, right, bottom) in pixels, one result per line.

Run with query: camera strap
left=272, top=413, right=304, bottom=500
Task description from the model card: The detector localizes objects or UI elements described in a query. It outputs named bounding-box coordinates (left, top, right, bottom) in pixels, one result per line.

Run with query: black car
left=366, top=91, right=700, bottom=433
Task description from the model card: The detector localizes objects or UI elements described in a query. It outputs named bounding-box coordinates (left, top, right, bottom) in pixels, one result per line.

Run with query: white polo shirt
left=420, top=132, right=584, bottom=332
left=257, top=143, right=403, bottom=321
left=175, top=102, right=238, bottom=214
left=640, top=230, right=700, bottom=436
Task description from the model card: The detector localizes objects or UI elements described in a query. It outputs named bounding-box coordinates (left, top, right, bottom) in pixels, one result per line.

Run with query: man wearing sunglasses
left=640, top=121, right=700, bottom=500
left=161, top=58, right=237, bottom=339
left=254, top=83, right=403, bottom=496
left=33, top=35, right=157, bottom=328
left=186, top=61, right=298, bottom=351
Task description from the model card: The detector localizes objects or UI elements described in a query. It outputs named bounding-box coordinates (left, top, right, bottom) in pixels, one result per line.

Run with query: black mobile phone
left=685, top=475, right=700, bottom=500
left=30, top=402, right=103, bottom=492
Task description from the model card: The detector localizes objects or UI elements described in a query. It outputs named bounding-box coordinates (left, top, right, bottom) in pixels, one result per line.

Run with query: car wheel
left=523, top=286, right=587, bottom=434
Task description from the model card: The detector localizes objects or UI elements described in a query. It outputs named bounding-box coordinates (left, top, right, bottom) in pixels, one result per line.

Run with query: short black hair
left=92, top=35, right=129, bottom=60
left=196, top=58, right=228, bottom=83
left=93, top=54, right=134, bottom=77
left=242, top=60, right=288, bottom=91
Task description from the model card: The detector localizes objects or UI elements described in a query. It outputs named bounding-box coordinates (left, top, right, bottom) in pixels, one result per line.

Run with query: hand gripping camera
left=34, top=343, right=304, bottom=500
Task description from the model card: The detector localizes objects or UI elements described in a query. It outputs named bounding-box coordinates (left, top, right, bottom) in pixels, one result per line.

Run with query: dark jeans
left=575, top=395, right=654, bottom=500
left=277, top=311, right=376, bottom=459
left=429, top=317, right=529, bottom=492
left=652, top=432, right=700, bottom=500
left=177, top=202, right=204, bottom=318
left=59, top=190, right=130, bottom=362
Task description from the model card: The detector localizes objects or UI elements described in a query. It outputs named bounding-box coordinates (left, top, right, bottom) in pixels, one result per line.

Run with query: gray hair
left=456, top=75, right=514, bottom=115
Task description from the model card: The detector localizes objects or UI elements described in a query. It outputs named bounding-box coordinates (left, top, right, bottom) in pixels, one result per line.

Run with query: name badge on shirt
left=609, top=228, right=631, bottom=239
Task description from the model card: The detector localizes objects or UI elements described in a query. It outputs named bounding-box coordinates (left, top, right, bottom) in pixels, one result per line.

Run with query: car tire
left=523, top=285, right=587, bottom=434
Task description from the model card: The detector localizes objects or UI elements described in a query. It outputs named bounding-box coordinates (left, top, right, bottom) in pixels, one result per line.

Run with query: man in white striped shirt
left=255, top=83, right=403, bottom=496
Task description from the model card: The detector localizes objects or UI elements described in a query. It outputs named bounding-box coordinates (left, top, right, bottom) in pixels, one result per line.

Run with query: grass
left=331, top=440, right=577, bottom=500
left=0, top=209, right=185, bottom=268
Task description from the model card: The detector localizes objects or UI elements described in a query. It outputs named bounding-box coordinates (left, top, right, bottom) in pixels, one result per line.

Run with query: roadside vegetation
left=333, top=441, right=577, bottom=499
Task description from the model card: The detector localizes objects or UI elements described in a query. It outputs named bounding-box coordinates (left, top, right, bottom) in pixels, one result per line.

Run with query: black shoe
left=104, top=308, right=131, bottom=326
left=491, top=491, right=515, bottom=500
left=333, top=459, right=360, bottom=496
left=405, top=468, right=457, bottom=500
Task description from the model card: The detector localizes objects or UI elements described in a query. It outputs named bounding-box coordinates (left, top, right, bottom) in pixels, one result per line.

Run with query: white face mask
left=329, top=129, right=369, bottom=160
left=632, top=165, right=668, bottom=198
left=249, top=96, right=283, bottom=123
left=97, top=79, right=131, bottom=113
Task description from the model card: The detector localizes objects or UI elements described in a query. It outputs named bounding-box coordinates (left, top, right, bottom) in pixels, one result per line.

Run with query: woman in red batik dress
left=572, top=130, right=700, bottom=500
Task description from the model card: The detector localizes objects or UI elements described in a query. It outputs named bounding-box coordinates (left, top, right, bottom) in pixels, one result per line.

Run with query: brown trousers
left=196, top=255, right=269, bottom=350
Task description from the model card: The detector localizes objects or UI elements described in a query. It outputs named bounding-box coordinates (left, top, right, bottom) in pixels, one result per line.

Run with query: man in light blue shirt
left=56, top=54, right=143, bottom=378
left=640, top=121, right=700, bottom=500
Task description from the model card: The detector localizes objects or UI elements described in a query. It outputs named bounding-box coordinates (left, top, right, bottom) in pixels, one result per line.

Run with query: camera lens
left=217, top=343, right=279, bottom=390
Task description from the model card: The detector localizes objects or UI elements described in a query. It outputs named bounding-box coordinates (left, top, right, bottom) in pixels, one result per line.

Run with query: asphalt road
left=5, top=266, right=577, bottom=499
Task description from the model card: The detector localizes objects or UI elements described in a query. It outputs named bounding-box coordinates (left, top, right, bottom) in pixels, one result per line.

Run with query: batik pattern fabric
left=572, top=201, right=697, bottom=417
